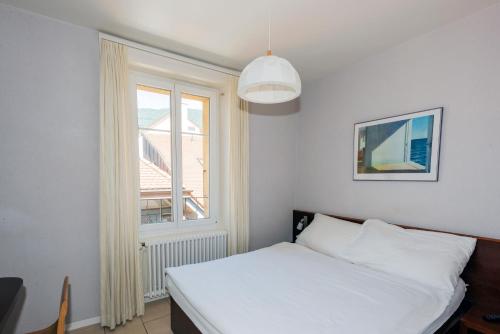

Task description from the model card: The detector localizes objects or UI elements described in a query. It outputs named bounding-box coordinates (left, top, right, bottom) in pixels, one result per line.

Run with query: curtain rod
left=99, top=32, right=241, bottom=77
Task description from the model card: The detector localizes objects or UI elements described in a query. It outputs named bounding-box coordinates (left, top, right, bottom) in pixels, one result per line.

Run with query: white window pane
left=137, top=84, right=174, bottom=225
left=181, top=93, right=209, bottom=220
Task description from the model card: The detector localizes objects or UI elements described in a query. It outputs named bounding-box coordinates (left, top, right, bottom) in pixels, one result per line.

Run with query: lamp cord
left=268, top=13, right=271, bottom=52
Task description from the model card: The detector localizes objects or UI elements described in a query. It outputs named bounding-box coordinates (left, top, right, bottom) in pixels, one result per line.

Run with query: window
left=131, top=73, right=218, bottom=231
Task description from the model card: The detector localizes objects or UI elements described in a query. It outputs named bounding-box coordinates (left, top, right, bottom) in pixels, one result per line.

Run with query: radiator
left=142, top=230, right=228, bottom=300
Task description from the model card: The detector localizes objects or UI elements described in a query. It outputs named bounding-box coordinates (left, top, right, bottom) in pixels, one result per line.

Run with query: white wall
left=296, top=4, right=500, bottom=238
left=0, top=4, right=99, bottom=332
left=249, top=101, right=299, bottom=250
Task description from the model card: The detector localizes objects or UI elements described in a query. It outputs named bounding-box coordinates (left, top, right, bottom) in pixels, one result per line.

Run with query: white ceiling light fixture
left=238, top=15, right=301, bottom=104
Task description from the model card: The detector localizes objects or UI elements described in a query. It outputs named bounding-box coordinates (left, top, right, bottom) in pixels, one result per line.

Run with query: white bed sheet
left=166, top=242, right=465, bottom=334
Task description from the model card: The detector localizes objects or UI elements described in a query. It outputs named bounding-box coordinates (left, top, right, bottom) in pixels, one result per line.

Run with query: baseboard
left=145, top=293, right=170, bottom=303
left=67, top=316, right=101, bottom=331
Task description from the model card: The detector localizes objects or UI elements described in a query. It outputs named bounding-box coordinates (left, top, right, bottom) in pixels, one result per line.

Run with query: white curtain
left=99, top=39, right=144, bottom=329
left=228, top=77, right=250, bottom=255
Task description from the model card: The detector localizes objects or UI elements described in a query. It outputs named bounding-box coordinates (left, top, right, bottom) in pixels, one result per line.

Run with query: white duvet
left=166, top=242, right=458, bottom=334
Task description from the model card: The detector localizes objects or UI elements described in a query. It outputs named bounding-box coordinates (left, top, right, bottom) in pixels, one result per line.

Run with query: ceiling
left=2, top=0, right=498, bottom=81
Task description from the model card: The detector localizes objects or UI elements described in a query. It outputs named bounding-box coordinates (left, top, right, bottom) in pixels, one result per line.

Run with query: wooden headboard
left=293, top=210, right=500, bottom=309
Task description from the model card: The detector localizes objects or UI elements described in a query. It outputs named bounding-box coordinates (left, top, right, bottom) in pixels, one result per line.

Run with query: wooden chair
left=27, top=276, right=69, bottom=334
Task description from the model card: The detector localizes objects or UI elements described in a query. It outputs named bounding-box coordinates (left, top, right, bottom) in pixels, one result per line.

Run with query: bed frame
left=170, top=210, right=500, bottom=334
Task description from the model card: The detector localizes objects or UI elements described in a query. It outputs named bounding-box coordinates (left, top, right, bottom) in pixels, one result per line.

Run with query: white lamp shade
left=237, top=55, right=301, bottom=104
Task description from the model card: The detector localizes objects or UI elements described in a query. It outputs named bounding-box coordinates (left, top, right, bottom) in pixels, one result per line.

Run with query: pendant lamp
left=237, top=17, right=301, bottom=104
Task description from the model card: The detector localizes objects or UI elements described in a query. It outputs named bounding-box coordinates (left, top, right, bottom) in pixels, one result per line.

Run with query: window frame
left=129, top=71, right=219, bottom=234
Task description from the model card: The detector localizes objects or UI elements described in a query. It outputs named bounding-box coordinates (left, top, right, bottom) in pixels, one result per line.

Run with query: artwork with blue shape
left=354, top=108, right=442, bottom=181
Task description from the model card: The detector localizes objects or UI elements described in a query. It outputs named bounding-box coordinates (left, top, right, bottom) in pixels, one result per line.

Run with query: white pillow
left=338, top=219, right=476, bottom=291
left=296, top=213, right=362, bottom=257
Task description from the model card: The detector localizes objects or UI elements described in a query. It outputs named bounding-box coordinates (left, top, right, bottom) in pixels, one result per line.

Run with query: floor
left=70, top=298, right=172, bottom=334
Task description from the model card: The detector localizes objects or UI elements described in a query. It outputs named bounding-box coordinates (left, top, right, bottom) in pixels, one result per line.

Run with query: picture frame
left=353, top=108, right=443, bottom=181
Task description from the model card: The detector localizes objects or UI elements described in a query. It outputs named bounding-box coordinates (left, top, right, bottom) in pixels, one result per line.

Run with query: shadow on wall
left=249, top=98, right=301, bottom=116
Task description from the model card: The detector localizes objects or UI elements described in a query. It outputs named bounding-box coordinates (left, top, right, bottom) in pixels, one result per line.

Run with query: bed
left=166, top=210, right=500, bottom=334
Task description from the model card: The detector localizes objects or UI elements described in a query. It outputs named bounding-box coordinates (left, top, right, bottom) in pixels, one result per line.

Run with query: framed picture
left=353, top=108, right=442, bottom=181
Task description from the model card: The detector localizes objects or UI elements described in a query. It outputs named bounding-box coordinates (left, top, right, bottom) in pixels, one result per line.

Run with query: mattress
left=423, top=278, right=465, bottom=333
left=166, top=242, right=466, bottom=334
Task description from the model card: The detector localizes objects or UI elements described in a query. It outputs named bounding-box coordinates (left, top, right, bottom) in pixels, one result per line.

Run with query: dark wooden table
left=0, top=277, right=23, bottom=334
left=460, top=305, right=500, bottom=334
